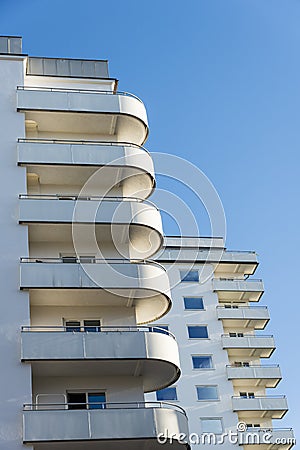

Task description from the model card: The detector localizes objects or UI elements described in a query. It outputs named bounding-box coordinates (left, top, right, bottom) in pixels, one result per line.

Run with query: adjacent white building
left=146, top=237, right=295, bottom=449
left=0, top=36, right=294, bottom=450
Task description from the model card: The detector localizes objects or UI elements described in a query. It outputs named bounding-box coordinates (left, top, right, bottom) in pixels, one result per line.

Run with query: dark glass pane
left=192, top=356, right=212, bottom=369
left=67, top=393, right=86, bottom=409
left=66, top=321, right=81, bottom=332
left=180, top=270, right=199, bottom=282
left=88, top=393, right=106, bottom=409
left=197, top=386, right=218, bottom=401
left=84, top=320, right=101, bottom=332
left=184, top=297, right=204, bottom=310
left=156, top=387, right=177, bottom=401
left=188, top=326, right=208, bottom=339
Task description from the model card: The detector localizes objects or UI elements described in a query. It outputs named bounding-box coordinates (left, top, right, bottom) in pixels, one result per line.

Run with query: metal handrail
left=18, top=194, right=159, bottom=209
left=17, top=85, right=143, bottom=103
left=17, top=138, right=149, bottom=154
left=19, top=257, right=167, bottom=271
left=216, top=305, right=268, bottom=309
left=216, top=278, right=263, bottom=282
left=232, top=395, right=286, bottom=399
left=222, top=334, right=274, bottom=338
left=21, top=325, right=176, bottom=340
left=226, top=364, right=280, bottom=368
left=226, top=250, right=257, bottom=254
left=245, top=427, right=293, bottom=432
left=23, top=401, right=187, bottom=415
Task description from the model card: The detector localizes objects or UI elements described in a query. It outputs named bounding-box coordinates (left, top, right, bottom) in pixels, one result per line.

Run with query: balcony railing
left=18, top=137, right=150, bottom=153
left=23, top=400, right=190, bottom=446
left=19, top=193, right=158, bottom=209
left=21, top=325, right=175, bottom=339
left=232, top=395, right=288, bottom=417
left=20, top=257, right=166, bottom=271
left=24, top=400, right=186, bottom=414
left=17, top=85, right=143, bottom=102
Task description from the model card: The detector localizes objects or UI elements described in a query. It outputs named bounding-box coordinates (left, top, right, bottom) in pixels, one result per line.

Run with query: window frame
left=67, top=390, right=106, bottom=409
left=183, top=297, right=205, bottom=311
left=192, top=355, right=214, bottom=370
left=200, top=417, right=224, bottom=434
left=64, top=318, right=101, bottom=332
left=187, top=325, right=209, bottom=339
left=156, top=387, right=178, bottom=401
left=196, top=385, right=219, bottom=402
left=180, top=269, right=199, bottom=283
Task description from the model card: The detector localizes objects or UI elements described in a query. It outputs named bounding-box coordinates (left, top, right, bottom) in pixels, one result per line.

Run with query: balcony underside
left=227, top=367, right=281, bottom=388
left=218, top=317, right=269, bottom=330
left=26, top=288, right=171, bottom=325
left=23, top=407, right=190, bottom=448
left=213, top=279, right=264, bottom=302
left=217, top=307, right=270, bottom=330
left=235, top=409, right=287, bottom=420
left=20, top=199, right=163, bottom=259
left=233, top=398, right=288, bottom=419
left=224, top=347, right=275, bottom=358
left=216, top=290, right=263, bottom=302
left=22, top=331, right=180, bottom=392
left=17, top=88, right=149, bottom=145
left=18, top=141, right=155, bottom=199
left=215, top=261, right=258, bottom=276
left=222, top=337, right=275, bottom=358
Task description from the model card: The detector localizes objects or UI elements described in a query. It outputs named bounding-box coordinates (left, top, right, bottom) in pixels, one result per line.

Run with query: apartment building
left=0, top=35, right=294, bottom=450
left=0, top=36, right=189, bottom=449
left=146, top=237, right=295, bottom=449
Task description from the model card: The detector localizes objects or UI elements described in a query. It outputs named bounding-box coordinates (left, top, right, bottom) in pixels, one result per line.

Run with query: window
left=196, top=386, right=219, bottom=401
left=180, top=270, right=199, bottom=282
left=67, top=392, right=106, bottom=409
left=188, top=326, right=208, bottom=339
left=60, top=254, right=95, bottom=263
left=192, top=356, right=213, bottom=369
left=65, top=319, right=101, bottom=332
left=156, top=387, right=178, bottom=401
left=240, top=392, right=255, bottom=398
left=200, top=418, right=223, bottom=434
left=184, top=297, right=204, bottom=310
left=233, top=361, right=250, bottom=367
left=246, top=423, right=261, bottom=429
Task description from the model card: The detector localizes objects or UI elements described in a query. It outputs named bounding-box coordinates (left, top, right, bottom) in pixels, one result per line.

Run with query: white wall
left=146, top=260, right=273, bottom=448
left=0, top=55, right=33, bottom=450
left=33, top=375, right=145, bottom=404
left=30, top=305, right=137, bottom=327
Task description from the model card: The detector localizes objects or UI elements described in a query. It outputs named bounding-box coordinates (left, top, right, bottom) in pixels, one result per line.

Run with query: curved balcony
left=213, top=278, right=264, bottom=302
left=17, top=86, right=148, bottom=145
left=18, top=139, right=155, bottom=199
left=20, top=258, right=171, bottom=324
left=23, top=401, right=190, bottom=448
left=232, top=395, right=288, bottom=419
left=240, top=428, right=295, bottom=449
left=21, top=326, right=180, bottom=392
left=19, top=195, right=163, bottom=259
left=226, top=364, right=282, bottom=388
left=221, top=334, right=275, bottom=358
left=217, top=306, right=269, bottom=330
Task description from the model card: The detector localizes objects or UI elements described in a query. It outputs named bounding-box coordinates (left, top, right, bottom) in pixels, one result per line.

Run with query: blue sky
left=1, top=0, right=299, bottom=439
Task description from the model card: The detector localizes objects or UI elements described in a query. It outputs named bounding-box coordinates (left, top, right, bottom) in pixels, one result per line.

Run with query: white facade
left=0, top=36, right=294, bottom=450
left=146, top=237, right=294, bottom=449
left=0, top=36, right=188, bottom=450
